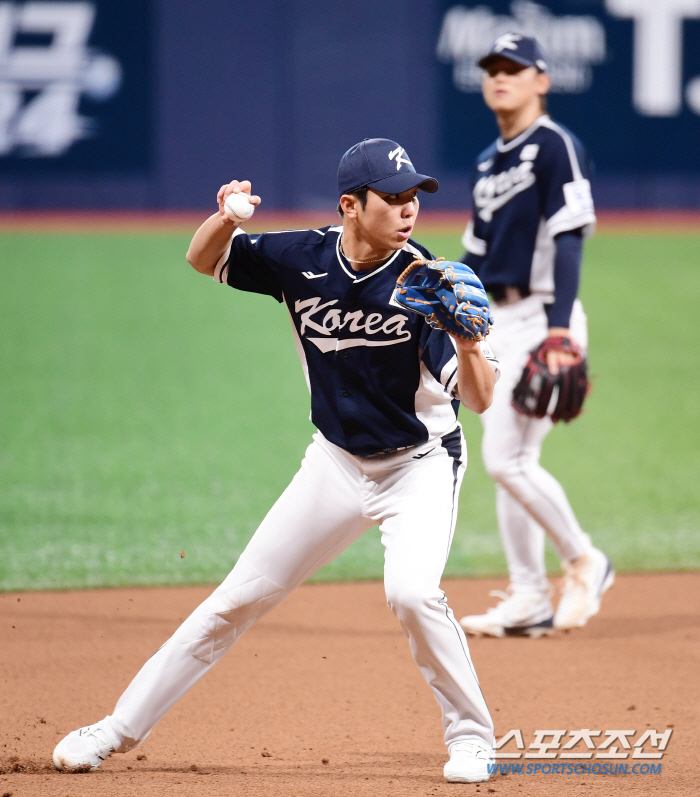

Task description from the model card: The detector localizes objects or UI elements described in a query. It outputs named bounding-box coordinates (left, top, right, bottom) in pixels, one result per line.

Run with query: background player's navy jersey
left=214, top=225, right=498, bottom=456
left=462, top=115, right=596, bottom=299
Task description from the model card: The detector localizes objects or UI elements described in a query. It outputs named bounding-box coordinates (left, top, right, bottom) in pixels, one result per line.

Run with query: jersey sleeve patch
left=547, top=198, right=596, bottom=238
left=534, top=120, right=596, bottom=238
left=563, top=179, right=594, bottom=217
left=545, top=178, right=596, bottom=238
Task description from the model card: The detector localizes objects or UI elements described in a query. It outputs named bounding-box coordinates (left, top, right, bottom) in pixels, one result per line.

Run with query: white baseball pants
left=480, top=296, right=592, bottom=592
left=106, top=427, right=494, bottom=752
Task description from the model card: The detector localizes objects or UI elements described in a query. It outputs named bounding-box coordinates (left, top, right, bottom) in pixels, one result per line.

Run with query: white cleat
left=53, top=719, right=118, bottom=772
left=554, top=547, right=615, bottom=630
left=459, top=586, right=554, bottom=638
left=444, top=740, right=494, bottom=783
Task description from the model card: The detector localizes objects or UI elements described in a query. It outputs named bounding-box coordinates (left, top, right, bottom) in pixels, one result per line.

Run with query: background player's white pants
left=106, top=428, right=494, bottom=752
left=481, top=296, right=592, bottom=592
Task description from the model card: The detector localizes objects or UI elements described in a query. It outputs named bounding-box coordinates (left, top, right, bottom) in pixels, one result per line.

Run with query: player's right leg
left=53, top=432, right=373, bottom=772
left=366, top=430, right=495, bottom=782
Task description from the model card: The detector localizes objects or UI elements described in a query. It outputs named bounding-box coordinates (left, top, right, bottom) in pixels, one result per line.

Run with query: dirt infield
left=0, top=209, right=699, bottom=235
left=1, top=573, right=698, bottom=796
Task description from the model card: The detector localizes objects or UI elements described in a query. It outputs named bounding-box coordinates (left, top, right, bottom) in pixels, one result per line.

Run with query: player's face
left=481, top=58, right=550, bottom=114
left=358, top=188, right=420, bottom=249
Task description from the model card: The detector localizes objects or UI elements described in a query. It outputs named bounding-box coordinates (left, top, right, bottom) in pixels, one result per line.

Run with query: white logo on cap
left=493, top=33, right=522, bottom=53
left=388, top=146, right=411, bottom=170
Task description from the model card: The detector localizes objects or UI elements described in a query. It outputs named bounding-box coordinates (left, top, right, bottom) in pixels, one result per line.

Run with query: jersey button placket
left=346, top=282, right=360, bottom=309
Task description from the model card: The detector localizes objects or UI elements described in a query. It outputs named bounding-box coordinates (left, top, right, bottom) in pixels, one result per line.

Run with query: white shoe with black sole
left=459, top=586, right=554, bottom=638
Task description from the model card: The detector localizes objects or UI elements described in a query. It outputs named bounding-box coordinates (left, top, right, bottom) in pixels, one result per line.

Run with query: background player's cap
left=338, top=138, right=438, bottom=197
left=478, top=33, right=548, bottom=73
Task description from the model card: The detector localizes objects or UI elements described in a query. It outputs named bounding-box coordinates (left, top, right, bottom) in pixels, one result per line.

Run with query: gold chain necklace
left=339, top=242, right=392, bottom=265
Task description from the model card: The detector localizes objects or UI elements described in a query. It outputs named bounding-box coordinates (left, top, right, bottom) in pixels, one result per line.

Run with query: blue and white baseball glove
left=393, top=259, right=493, bottom=341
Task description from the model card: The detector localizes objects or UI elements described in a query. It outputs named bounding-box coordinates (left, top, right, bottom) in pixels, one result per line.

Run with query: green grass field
left=1, top=229, right=699, bottom=591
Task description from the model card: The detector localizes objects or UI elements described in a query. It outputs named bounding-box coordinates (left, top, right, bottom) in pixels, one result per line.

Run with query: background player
left=53, top=139, right=500, bottom=783
left=457, top=35, right=614, bottom=638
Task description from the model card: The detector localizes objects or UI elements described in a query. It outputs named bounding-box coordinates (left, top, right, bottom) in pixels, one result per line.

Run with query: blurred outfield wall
left=0, top=0, right=699, bottom=210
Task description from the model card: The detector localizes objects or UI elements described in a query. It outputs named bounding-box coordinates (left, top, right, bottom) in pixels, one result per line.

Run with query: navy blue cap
left=338, top=138, right=438, bottom=197
left=478, top=33, right=548, bottom=72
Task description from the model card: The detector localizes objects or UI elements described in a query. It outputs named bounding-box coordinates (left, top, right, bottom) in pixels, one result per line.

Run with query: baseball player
left=457, top=34, right=614, bottom=639
left=53, top=139, right=501, bottom=783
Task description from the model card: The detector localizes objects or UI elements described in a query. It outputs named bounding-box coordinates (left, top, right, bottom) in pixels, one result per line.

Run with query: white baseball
left=224, top=192, right=255, bottom=222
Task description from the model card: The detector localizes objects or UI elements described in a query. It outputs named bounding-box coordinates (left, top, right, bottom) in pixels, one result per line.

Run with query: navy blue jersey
left=214, top=225, right=498, bottom=456
left=462, top=115, right=596, bottom=300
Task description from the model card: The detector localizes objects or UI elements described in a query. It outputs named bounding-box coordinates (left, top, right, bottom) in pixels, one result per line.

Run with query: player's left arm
left=454, top=339, right=496, bottom=414
left=537, top=129, right=595, bottom=374
left=546, top=228, right=583, bottom=374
